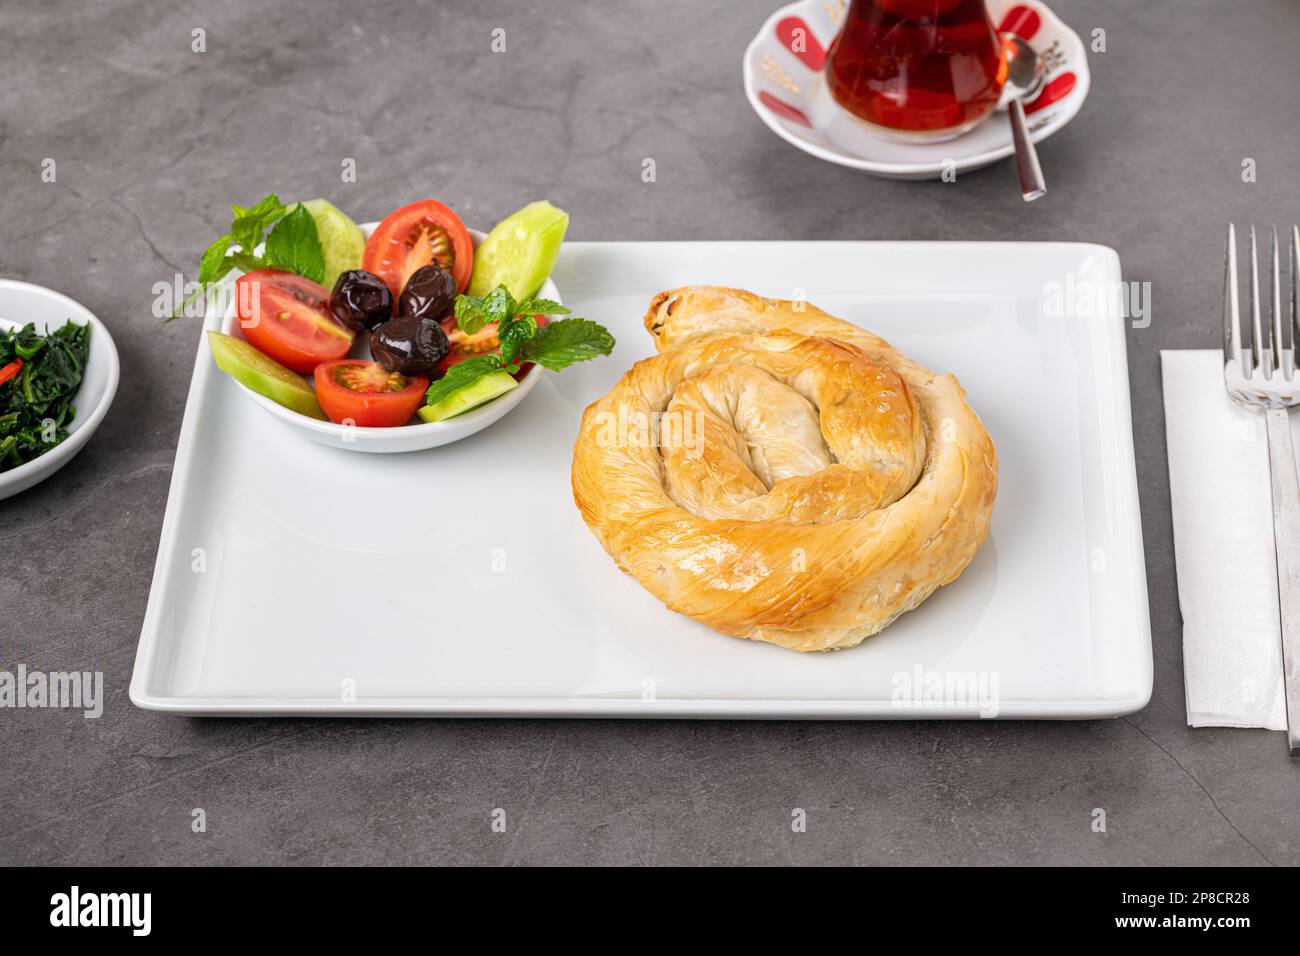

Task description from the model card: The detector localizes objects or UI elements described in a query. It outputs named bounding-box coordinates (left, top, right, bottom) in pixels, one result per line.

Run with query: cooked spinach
left=0, top=321, right=90, bottom=471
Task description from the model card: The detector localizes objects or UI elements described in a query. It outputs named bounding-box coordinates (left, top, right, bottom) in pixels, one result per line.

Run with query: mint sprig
left=520, top=318, right=616, bottom=370
left=497, top=313, right=537, bottom=366
left=425, top=283, right=614, bottom=410
left=168, top=194, right=326, bottom=321
left=454, top=287, right=570, bottom=336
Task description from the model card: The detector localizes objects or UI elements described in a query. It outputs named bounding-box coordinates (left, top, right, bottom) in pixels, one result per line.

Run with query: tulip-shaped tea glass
left=825, top=0, right=1009, bottom=142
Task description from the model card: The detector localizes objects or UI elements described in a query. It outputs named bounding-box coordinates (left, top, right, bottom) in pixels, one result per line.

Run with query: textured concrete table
left=2, top=0, right=1297, bottom=866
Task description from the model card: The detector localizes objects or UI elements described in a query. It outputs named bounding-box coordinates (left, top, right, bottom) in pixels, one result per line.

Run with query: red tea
left=825, top=0, right=1007, bottom=138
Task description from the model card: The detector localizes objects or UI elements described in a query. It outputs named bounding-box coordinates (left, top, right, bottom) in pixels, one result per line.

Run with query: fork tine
left=1272, top=227, right=1284, bottom=374
left=1225, top=224, right=1242, bottom=367
left=1250, top=226, right=1265, bottom=374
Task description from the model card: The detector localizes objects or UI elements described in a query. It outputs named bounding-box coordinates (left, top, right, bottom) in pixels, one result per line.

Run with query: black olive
left=370, top=314, right=450, bottom=377
left=330, top=270, right=393, bottom=332
left=399, top=264, right=457, bottom=322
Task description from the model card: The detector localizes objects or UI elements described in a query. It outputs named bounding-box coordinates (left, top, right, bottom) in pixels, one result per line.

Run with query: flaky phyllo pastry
left=571, top=287, right=997, bottom=652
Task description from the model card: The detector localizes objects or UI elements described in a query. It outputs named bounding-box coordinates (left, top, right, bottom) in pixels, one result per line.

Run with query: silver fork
left=1223, top=224, right=1300, bottom=754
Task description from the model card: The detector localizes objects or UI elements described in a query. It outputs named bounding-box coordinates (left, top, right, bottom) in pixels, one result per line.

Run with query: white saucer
left=743, top=0, right=1091, bottom=180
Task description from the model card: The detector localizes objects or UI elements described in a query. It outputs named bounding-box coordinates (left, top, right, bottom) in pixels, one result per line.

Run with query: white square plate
left=130, top=241, right=1151, bottom=718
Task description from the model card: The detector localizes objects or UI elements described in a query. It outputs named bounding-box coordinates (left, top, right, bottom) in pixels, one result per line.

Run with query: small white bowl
left=0, top=279, right=120, bottom=501
left=217, top=225, right=551, bottom=453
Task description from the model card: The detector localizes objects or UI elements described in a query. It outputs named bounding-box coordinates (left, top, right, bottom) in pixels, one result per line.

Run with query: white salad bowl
left=0, top=279, right=120, bottom=501
left=216, top=226, right=550, bottom=453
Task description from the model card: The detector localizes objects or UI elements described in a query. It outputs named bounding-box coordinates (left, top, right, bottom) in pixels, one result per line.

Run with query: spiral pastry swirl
left=571, top=287, right=997, bottom=652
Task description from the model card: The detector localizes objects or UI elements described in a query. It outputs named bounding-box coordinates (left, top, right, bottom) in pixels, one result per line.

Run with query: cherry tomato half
left=236, top=269, right=353, bottom=374
left=363, top=199, right=474, bottom=299
left=313, top=359, right=429, bottom=428
left=437, top=315, right=549, bottom=379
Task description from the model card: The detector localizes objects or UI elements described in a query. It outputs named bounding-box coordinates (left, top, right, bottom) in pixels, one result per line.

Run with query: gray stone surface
left=1, top=0, right=1298, bottom=866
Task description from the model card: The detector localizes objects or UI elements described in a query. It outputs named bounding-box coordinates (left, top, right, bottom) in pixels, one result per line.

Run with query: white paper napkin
left=1161, top=350, right=1288, bottom=729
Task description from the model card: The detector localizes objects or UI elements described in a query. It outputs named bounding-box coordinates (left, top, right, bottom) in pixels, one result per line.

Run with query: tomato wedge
left=363, top=199, right=474, bottom=298
left=437, top=315, right=548, bottom=378
left=236, top=270, right=353, bottom=374
left=437, top=317, right=500, bottom=375
left=313, top=360, right=429, bottom=427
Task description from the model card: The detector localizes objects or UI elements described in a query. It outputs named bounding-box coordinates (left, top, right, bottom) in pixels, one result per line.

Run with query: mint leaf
left=453, top=294, right=490, bottom=335
left=265, top=203, right=325, bottom=284
left=497, top=314, right=537, bottom=366
left=229, top=250, right=265, bottom=274
left=515, top=298, right=570, bottom=317
left=454, top=284, right=531, bottom=336
left=520, top=318, right=615, bottom=370
left=230, top=194, right=284, bottom=254
left=425, top=355, right=503, bottom=407
left=232, top=194, right=280, bottom=220
left=481, top=285, right=517, bottom=325
left=169, top=234, right=236, bottom=319
left=198, top=235, right=233, bottom=284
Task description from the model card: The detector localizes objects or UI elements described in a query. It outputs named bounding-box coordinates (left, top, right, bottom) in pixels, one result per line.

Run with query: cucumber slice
left=467, top=200, right=569, bottom=300
left=208, top=331, right=325, bottom=419
left=292, top=199, right=365, bottom=291
left=418, top=370, right=519, bottom=422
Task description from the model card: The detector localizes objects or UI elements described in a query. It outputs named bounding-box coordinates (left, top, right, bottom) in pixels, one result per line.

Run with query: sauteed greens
left=0, top=322, right=90, bottom=472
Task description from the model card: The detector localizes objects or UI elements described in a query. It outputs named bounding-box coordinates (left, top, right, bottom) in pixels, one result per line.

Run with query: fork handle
left=1264, top=408, right=1300, bottom=754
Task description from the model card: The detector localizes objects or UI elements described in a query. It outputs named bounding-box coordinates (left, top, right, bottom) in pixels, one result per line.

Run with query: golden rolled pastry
left=571, top=286, right=997, bottom=652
